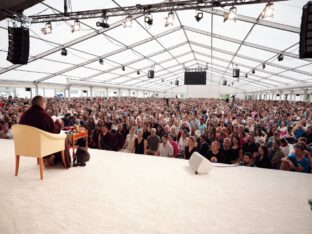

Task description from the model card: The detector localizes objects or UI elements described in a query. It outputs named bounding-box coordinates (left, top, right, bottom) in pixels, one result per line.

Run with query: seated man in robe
left=19, top=95, right=68, bottom=167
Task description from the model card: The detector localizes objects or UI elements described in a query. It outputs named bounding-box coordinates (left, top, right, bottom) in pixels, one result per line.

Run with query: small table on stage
left=68, top=129, right=88, bottom=159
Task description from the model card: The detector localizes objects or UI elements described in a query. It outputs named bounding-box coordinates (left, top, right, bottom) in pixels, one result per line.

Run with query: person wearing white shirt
left=157, top=134, right=173, bottom=157
left=178, top=130, right=189, bottom=152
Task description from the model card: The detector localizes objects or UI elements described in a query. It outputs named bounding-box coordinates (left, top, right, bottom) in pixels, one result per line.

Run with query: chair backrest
left=12, top=124, right=65, bottom=157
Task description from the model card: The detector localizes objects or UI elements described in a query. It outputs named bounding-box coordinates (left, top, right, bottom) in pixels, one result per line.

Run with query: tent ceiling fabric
left=0, top=0, right=311, bottom=93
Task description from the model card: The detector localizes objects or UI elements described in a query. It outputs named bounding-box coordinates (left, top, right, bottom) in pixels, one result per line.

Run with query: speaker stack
left=300, top=1, right=312, bottom=58
left=147, top=70, right=154, bottom=78
left=7, top=27, right=30, bottom=64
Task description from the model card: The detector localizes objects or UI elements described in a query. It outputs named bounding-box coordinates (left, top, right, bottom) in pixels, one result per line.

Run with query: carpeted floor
left=0, top=139, right=311, bottom=234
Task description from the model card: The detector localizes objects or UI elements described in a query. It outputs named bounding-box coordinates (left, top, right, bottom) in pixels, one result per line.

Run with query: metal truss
left=202, top=8, right=299, bottom=34
left=35, top=26, right=181, bottom=83
left=0, top=15, right=143, bottom=75
left=19, top=0, right=286, bottom=24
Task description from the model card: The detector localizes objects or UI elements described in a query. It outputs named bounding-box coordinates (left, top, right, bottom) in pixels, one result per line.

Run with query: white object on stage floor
left=189, top=151, right=212, bottom=174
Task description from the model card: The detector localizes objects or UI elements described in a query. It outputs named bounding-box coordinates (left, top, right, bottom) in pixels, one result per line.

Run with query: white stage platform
left=0, top=139, right=311, bottom=234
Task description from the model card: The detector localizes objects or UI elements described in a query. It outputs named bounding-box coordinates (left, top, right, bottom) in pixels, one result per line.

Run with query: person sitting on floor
left=254, top=145, right=271, bottom=169
left=98, top=123, right=114, bottom=151
left=146, top=128, right=160, bottom=155
left=197, top=135, right=209, bottom=157
left=221, top=138, right=234, bottom=164
left=0, top=123, right=13, bottom=139
left=157, top=134, right=173, bottom=157
left=206, top=141, right=225, bottom=163
left=280, top=142, right=311, bottom=173
left=239, top=152, right=255, bottom=167
left=269, top=140, right=285, bottom=169
left=184, top=136, right=197, bottom=160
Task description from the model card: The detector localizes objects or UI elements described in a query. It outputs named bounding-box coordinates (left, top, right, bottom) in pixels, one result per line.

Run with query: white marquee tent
left=0, top=0, right=311, bottom=98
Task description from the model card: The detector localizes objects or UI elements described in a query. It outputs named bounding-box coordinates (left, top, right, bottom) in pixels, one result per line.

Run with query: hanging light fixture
left=261, top=2, right=274, bottom=19
left=262, top=63, right=266, bottom=69
left=165, top=12, right=175, bottom=27
left=137, top=70, right=140, bottom=75
left=122, top=65, right=125, bottom=71
left=61, top=48, right=67, bottom=56
left=194, top=10, right=203, bottom=22
left=144, top=13, right=153, bottom=26
left=224, top=6, right=237, bottom=22
left=99, top=58, right=104, bottom=65
left=41, top=22, right=52, bottom=35
left=71, top=20, right=80, bottom=33
left=96, top=18, right=110, bottom=28
left=123, top=15, right=133, bottom=28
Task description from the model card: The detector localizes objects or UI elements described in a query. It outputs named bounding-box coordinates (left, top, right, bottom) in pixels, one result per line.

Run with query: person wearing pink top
left=169, top=134, right=179, bottom=157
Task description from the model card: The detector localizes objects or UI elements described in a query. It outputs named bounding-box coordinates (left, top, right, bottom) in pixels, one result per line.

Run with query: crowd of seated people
left=0, top=95, right=312, bottom=173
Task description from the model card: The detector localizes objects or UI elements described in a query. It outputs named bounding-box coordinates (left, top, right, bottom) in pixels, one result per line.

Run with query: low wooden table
left=68, top=130, right=88, bottom=159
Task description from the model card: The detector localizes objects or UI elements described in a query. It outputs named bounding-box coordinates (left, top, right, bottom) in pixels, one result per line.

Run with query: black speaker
left=175, top=80, right=179, bottom=86
left=83, top=90, right=87, bottom=93
left=147, top=70, right=154, bottom=78
left=300, top=1, right=312, bottom=58
left=276, top=94, right=280, bottom=97
left=233, top=68, right=240, bottom=78
left=223, top=80, right=227, bottom=86
left=7, top=27, right=29, bottom=64
left=25, top=87, right=31, bottom=91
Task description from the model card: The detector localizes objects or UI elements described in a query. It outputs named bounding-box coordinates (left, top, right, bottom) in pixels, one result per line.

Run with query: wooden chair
left=12, top=124, right=67, bottom=180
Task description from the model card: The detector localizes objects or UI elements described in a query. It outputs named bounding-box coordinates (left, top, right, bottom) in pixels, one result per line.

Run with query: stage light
left=195, top=11, right=203, bottom=22
left=245, top=74, right=248, bottom=78
left=224, top=6, right=237, bottom=22
left=71, top=20, right=80, bottom=33
left=123, top=15, right=133, bottom=28
left=252, top=69, right=255, bottom=74
left=96, top=19, right=110, bottom=28
left=122, top=65, right=125, bottom=71
left=137, top=70, right=140, bottom=75
left=144, top=13, right=153, bottom=26
left=41, top=22, right=52, bottom=35
left=278, top=54, right=284, bottom=61
left=99, top=58, right=104, bottom=65
left=262, top=63, right=266, bottom=69
left=261, top=2, right=274, bottom=19
left=165, top=12, right=175, bottom=27
left=61, top=48, right=67, bottom=56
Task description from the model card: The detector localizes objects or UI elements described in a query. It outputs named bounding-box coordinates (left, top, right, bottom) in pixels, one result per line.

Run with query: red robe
left=19, top=105, right=61, bottom=133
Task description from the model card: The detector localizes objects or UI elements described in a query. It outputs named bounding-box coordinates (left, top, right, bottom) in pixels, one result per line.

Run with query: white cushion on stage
left=0, top=139, right=311, bottom=234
